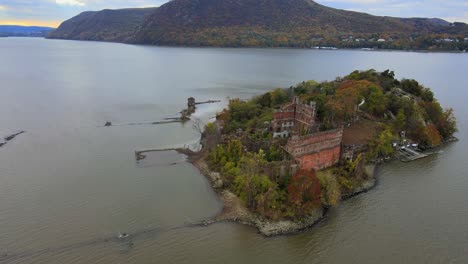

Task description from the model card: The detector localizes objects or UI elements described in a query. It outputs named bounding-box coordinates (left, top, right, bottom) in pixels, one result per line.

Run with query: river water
left=0, top=38, right=467, bottom=263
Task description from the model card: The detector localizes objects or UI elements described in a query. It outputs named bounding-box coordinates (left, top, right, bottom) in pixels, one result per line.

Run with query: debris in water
left=1, top=130, right=25, bottom=148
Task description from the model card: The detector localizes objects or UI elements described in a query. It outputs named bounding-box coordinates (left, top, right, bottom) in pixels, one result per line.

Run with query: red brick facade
left=295, top=146, right=341, bottom=171
left=273, top=96, right=316, bottom=137
left=284, top=128, right=344, bottom=171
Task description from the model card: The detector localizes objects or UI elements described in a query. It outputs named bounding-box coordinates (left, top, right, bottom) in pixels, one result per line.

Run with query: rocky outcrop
left=214, top=190, right=324, bottom=236
left=209, top=172, right=223, bottom=189
left=254, top=208, right=324, bottom=236
left=342, top=165, right=377, bottom=200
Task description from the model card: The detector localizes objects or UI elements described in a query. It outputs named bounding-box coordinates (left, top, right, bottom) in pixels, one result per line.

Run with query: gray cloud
left=0, top=0, right=467, bottom=26
left=317, top=0, right=468, bottom=23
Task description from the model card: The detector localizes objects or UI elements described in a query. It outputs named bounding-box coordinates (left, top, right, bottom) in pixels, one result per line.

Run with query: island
left=184, top=69, right=457, bottom=236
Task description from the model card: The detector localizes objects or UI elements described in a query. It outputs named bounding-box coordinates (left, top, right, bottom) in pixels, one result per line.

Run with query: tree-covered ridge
left=47, top=8, right=156, bottom=42
left=202, top=70, right=457, bottom=221
left=48, top=0, right=468, bottom=51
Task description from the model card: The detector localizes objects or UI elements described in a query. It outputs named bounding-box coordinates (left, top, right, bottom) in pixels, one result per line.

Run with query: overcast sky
left=0, top=0, right=467, bottom=27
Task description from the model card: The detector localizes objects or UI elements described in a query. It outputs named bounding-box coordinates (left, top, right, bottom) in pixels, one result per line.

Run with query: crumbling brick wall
left=285, top=128, right=343, bottom=170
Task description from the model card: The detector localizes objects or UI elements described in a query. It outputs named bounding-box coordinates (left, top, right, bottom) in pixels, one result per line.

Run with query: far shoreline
left=39, top=37, right=468, bottom=54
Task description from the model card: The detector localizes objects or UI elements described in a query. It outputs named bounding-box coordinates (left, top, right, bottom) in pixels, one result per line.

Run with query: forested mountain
left=48, top=0, right=468, bottom=50
left=47, top=8, right=156, bottom=42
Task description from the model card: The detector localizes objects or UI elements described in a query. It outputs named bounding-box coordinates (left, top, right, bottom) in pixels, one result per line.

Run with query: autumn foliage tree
left=436, top=108, right=457, bottom=139
left=323, top=79, right=389, bottom=125
left=287, top=169, right=322, bottom=218
left=425, top=124, right=442, bottom=146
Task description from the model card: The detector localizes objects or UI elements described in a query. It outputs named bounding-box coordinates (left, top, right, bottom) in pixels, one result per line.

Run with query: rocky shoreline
left=341, top=165, right=377, bottom=200
left=181, top=148, right=378, bottom=236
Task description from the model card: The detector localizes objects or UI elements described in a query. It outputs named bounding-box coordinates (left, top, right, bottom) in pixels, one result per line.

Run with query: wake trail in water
left=0, top=220, right=212, bottom=263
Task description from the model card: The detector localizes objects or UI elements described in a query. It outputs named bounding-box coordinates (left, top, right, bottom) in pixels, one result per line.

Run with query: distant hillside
left=48, top=0, right=468, bottom=50
left=0, top=25, right=54, bottom=37
left=47, top=8, right=156, bottom=42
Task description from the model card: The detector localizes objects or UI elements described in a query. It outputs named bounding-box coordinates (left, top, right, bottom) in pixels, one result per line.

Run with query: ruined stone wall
left=272, top=97, right=316, bottom=134
left=294, top=101, right=315, bottom=128
left=273, top=110, right=294, bottom=132
left=285, top=128, right=344, bottom=171
left=295, top=145, right=341, bottom=171
left=285, top=128, right=343, bottom=157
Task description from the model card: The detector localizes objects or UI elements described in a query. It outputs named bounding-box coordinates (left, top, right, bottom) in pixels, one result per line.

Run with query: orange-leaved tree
left=287, top=169, right=322, bottom=218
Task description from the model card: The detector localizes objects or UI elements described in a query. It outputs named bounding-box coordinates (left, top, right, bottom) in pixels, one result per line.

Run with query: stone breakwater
left=0, top=130, right=25, bottom=148
left=184, top=149, right=377, bottom=236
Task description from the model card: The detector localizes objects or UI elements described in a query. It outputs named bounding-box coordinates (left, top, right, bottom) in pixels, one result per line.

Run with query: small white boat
left=117, top=232, right=129, bottom=239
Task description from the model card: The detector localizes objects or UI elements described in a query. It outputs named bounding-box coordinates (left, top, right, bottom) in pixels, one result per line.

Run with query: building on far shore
left=272, top=96, right=316, bottom=138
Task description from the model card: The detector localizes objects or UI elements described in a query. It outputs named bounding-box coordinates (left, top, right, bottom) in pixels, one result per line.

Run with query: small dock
left=195, top=100, right=221, bottom=105
left=135, top=147, right=185, bottom=161
left=135, top=148, right=176, bottom=161
left=181, top=97, right=220, bottom=120
left=397, top=147, right=428, bottom=162
left=134, top=147, right=195, bottom=161
left=104, top=97, right=220, bottom=128
left=103, top=119, right=186, bottom=127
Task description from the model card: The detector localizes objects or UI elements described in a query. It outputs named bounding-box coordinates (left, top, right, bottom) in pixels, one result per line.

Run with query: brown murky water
left=0, top=38, right=467, bottom=263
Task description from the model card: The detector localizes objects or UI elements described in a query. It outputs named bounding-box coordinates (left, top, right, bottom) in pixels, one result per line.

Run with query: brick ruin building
left=272, top=96, right=317, bottom=138
left=271, top=97, right=344, bottom=171
left=284, top=128, right=344, bottom=171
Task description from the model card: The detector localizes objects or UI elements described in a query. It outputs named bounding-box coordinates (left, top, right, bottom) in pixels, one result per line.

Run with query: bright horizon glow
left=0, top=20, right=61, bottom=28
